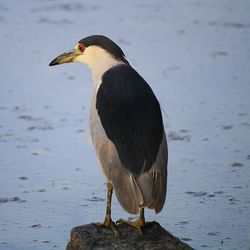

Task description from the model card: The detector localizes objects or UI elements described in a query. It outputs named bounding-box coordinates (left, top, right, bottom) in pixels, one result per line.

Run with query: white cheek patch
left=74, top=46, right=93, bottom=65
left=74, top=54, right=85, bottom=63
left=72, top=45, right=125, bottom=90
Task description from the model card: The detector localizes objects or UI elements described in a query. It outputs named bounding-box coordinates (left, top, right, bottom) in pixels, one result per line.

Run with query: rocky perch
left=66, top=221, right=194, bottom=250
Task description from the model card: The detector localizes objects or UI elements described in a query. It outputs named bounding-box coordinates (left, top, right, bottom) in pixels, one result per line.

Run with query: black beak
left=49, top=49, right=79, bottom=66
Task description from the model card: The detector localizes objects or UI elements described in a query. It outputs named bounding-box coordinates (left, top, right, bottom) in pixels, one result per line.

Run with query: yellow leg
left=116, top=208, right=145, bottom=237
left=95, top=182, right=119, bottom=236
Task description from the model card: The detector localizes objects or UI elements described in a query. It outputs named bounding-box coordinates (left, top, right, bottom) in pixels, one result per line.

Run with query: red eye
left=78, top=43, right=85, bottom=53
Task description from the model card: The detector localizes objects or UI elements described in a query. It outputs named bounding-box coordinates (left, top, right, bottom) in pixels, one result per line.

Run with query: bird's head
left=49, top=35, right=128, bottom=70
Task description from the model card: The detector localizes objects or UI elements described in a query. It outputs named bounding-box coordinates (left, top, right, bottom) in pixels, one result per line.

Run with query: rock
left=66, top=221, right=194, bottom=250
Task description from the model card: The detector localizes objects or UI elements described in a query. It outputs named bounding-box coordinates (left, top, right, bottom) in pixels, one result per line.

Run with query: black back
left=96, top=64, right=163, bottom=176
left=78, top=35, right=128, bottom=64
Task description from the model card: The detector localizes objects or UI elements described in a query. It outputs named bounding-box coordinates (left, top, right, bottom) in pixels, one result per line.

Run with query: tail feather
left=97, top=133, right=167, bottom=214
left=111, top=170, right=142, bottom=214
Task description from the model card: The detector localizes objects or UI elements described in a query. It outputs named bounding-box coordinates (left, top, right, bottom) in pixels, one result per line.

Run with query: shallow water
left=0, top=1, right=250, bottom=249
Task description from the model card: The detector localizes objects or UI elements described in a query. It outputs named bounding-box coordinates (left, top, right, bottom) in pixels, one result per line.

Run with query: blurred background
left=0, top=1, right=249, bottom=249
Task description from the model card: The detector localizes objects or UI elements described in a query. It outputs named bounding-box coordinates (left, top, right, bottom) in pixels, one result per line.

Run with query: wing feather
left=96, top=64, right=163, bottom=176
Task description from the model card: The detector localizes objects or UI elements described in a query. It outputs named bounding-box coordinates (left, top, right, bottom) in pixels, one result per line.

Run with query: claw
left=95, top=219, right=119, bottom=236
left=116, top=218, right=144, bottom=237
left=116, top=208, right=145, bottom=237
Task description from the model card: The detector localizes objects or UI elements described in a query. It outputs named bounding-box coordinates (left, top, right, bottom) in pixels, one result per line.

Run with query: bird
left=49, top=35, right=168, bottom=236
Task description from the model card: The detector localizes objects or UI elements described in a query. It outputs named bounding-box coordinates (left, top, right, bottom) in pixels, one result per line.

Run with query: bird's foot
left=116, top=218, right=145, bottom=237
left=95, top=218, right=119, bottom=236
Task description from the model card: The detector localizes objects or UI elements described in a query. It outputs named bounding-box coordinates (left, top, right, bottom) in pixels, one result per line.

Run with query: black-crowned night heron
left=49, top=35, right=168, bottom=236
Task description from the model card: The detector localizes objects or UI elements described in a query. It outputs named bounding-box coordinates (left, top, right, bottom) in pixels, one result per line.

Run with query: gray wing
left=96, top=64, right=164, bottom=176
left=91, top=64, right=168, bottom=214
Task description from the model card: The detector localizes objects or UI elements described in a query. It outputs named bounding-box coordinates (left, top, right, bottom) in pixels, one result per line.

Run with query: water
left=0, top=1, right=250, bottom=249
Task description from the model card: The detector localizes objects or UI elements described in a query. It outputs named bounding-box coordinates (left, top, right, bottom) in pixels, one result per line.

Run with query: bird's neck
left=77, top=45, right=127, bottom=90
left=90, top=59, right=123, bottom=90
